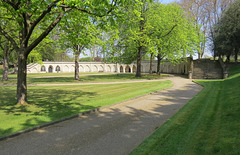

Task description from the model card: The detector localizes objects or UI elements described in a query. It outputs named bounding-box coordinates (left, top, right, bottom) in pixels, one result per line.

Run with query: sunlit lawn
left=0, top=80, right=172, bottom=138
left=0, top=73, right=168, bottom=84
left=131, top=65, right=240, bottom=155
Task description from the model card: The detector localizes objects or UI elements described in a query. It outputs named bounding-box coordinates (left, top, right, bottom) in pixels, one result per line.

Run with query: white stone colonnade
left=27, top=59, right=191, bottom=75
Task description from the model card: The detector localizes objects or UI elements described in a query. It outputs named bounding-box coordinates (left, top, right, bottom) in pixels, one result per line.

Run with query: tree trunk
left=157, top=54, right=162, bottom=75
left=2, top=42, right=9, bottom=81
left=234, top=45, right=239, bottom=63
left=136, top=46, right=142, bottom=77
left=17, top=51, right=28, bottom=104
left=198, top=50, right=202, bottom=59
left=234, top=54, right=238, bottom=63
left=226, top=55, right=230, bottom=63
left=149, top=53, right=153, bottom=74
left=75, top=52, right=81, bottom=80
left=75, top=45, right=81, bottom=81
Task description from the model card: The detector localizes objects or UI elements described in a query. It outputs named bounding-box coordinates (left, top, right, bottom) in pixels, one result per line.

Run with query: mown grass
left=9, top=72, right=101, bottom=78
left=131, top=65, right=240, bottom=155
left=0, top=80, right=172, bottom=138
left=0, top=73, right=168, bottom=84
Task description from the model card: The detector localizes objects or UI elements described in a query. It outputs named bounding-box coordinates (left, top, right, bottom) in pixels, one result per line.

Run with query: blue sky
left=160, top=0, right=179, bottom=4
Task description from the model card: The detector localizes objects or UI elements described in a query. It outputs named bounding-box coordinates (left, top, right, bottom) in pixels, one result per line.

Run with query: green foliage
left=0, top=0, right=140, bottom=103
left=58, top=9, right=98, bottom=54
left=147, top=3, right=200, bottom=63
left=0, top=80, right=171, bottom=137
left=106, top=2, right=200, bottom=65
left=131, top=65, right=240, bottom=155
left=105, top=0, right=153, bottom=64
left=79, top=57, right=94, bottom=62
left=27, top=30, right=57, bottom=64
left=213, top=0, right=240, bottom=61
left=1, top=73, right=169, bottom=84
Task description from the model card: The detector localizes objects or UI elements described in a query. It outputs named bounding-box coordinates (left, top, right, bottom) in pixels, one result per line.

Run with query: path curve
left=0, top=76, right=202, bottom=155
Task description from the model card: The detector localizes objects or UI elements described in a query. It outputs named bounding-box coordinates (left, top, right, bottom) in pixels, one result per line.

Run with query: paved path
left=0, top=76, right=202, bottom=155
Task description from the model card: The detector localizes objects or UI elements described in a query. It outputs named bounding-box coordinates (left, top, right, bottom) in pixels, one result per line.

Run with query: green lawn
left=0, top=73, right=168, bottom=84
left=0, top=80, right=172, bottom=138
left=131, top=65, right=240, bottom=155
left=9, top=72, right=102, bottom=78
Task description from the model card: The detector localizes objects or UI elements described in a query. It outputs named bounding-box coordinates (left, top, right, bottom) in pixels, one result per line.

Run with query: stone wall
left=26, top=59, right=227, bottom=79
left=27, top=59, right=190, bottom=75
left=192, top=59, right=223, bottom=79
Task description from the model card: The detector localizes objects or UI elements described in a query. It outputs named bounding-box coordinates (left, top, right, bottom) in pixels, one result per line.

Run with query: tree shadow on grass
left=26, top=73, right=166, bottom=84
left=27, top=77, right=76, bottom=83
left=0, top=86, right=97, bottom=137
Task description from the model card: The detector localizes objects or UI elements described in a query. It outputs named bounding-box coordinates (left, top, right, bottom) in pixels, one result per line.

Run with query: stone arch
left=33, top=67, right=38, bottom=73
left=99, top=65, right=104, bottom=72
left=64, top=65, right=69, bottom=72
left=48, top=65, right=53, bottom=73
left=120, top=66, right=124, bottom=73
left=133, top=65, right=137, bottom=73
left=85, top=65, right=90, bottom=72
left=168, top=64, right=171, bottom=73
left=41, top=65, right=46, bottom=72
left=125, top=65, right=131, bottom=73
left=79, top=65, right=84, bottom=72
left=106, top=65, right=111, bottom=72
left=70, top=65, right=75, bottom=72
left=92, top=65, right=98, bottom=72
left=55, top=65, right=60, bottom=73
left=113, top=65, right=116, bottom=72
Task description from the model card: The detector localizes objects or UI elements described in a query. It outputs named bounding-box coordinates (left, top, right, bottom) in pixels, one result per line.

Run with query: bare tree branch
left=2, top=0, right=19, bottom=10
left=59, top=0, right=118, bottom=17
left=160, top=25, right=177, bottom=38
left=0, top=26, right=19, bottom=51
left=26, top=11, right=64, bottom=55
left=24, top=0, right=60, bottom=46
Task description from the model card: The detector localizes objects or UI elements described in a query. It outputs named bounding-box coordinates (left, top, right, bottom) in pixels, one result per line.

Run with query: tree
left=177, top=0, right=210, bottom=59
left=205, top=0, right=233, bottom=59
left=0, top=0, right=131, bottom=104
left=58, top=10, right=98, bottom=80
left=0, top=38, right=10, bottom=81
left=110, top=0, right=153, bottom=77
left=213, top=0, right=240, bottom=62
left=147, top=3, right=200, bottom=74
left=27, top=32, right=56, bottom=64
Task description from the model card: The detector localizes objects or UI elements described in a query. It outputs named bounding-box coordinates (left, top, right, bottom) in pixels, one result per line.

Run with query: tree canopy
left=107, top=2, right=200, bottom=75
left=213, top=0, right=240, bottom=62
left=0, top=0, right=132, bottom=104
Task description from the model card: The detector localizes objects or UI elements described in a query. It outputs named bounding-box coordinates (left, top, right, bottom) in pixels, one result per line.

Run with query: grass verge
left=0, top=73, right=168, bottom=84
left=130, top=65, right=240, bottom=155
left=0, top=80, right=172, bottom=138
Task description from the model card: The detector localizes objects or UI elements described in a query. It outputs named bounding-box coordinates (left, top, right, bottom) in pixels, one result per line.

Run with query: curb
left=0, top=108, right=100, bottom=141
left=0, top=80, right=172, bottom=141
